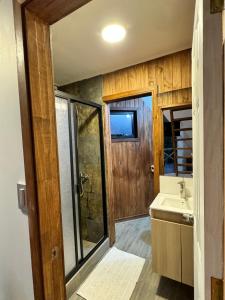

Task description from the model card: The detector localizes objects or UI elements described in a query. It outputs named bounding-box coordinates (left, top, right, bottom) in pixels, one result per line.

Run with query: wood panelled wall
left=103, top=49, right=192, bottom=194
left=103, top=49, right=191, bottom=95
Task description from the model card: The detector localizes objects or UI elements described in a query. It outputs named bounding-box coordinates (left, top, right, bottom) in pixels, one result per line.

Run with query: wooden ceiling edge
left=102, top=87, right=156, bottom=102
left=22, top=0, right=92, bottom=25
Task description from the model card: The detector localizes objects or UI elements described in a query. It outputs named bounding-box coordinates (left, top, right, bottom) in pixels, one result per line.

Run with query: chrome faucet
left=177, top=180, right=186, bottom=200
left=79, top=172, right=89, bottom=198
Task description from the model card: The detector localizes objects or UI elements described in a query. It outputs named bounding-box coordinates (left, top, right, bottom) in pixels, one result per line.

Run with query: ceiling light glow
left=102, top=24, right=126, bottom=43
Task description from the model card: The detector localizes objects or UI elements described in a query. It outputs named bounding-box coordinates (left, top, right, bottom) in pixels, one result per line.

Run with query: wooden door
left=110, top=95, right=153, bottom=221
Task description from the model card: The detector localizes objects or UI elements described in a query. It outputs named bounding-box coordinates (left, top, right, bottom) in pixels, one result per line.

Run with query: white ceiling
left=51, top=0, right=195, bottom=86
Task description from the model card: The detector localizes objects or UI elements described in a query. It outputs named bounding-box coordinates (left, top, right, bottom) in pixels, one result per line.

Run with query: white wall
left=0, top=0, right=34, bottom=299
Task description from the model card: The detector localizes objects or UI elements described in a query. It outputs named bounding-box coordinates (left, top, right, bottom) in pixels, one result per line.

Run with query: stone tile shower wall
left=61, top=76, right=103, bottom=104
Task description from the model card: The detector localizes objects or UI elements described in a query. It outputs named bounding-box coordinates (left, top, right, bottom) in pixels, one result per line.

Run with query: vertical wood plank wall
left=103, top=49, right=192, bottom=193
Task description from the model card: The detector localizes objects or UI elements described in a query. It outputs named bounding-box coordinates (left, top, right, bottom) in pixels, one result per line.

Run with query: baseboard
left=66, top=238, right=110, bottom=299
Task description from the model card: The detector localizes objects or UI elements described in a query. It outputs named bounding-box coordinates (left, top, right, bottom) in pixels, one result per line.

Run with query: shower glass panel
left=55, top=97, right=77, bottom=276
left=55, top=92, right=107, bottom=281
left=74, top=102, right=105, bottom=258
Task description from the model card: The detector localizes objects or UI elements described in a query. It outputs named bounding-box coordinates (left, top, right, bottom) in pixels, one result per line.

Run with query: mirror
left=163, top=106, right=192, bottom=177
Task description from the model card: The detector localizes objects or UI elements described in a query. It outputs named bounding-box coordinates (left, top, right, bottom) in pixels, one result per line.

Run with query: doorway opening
left=162, top=105, right=193, bottom=177
left=49, top=1, right=194, bottom=296
left=16, top=0, right=200, bottom=299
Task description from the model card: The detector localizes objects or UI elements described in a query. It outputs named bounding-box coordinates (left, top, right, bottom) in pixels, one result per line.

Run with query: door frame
left=103, top=90, right=155, bottom=223
left=13, top=0, right=225, bottom=299
left=103, top=87, right=158, bottom=194
left=13, top=1, right=94, bottom=299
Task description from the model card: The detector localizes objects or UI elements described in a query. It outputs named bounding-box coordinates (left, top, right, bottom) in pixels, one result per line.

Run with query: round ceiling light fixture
left=101, top=24, right=126, bottom=43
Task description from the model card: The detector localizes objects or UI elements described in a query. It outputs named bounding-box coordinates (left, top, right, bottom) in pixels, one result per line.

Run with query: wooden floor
left=115, top=216, right=151, bottom=259
left=71, top=217, right=194, bottom=300
left=116, top=217, right=194, bottom=300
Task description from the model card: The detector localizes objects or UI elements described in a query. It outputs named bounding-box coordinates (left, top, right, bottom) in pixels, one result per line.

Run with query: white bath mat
left=75, top=247, right=145, bottom=300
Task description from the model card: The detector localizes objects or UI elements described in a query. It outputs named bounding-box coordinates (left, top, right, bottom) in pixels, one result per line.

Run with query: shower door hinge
left=211, top=0, right=225, bottom=13
left=211, top=277, right=223, bottom=300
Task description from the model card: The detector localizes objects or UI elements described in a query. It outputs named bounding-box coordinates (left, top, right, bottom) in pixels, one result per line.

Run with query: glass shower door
left=55, top=93, right=107, bottom=281
left=73, top=102, right=106, bottom=258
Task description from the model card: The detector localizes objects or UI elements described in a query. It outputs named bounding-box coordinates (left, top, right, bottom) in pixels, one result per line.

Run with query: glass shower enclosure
left=55, top=91, right=108, bottom=281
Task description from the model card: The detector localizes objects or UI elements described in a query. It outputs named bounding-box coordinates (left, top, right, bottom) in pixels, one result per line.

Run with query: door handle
left=151, top=165, right=154, bottom=173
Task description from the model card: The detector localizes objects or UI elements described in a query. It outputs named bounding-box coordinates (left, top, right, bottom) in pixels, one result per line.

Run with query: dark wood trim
left=22, top=0, right=92, bottom=25
left=211, top=277, right=223, bottom=300
left=13, top=1, right=44, bottom=299
left=23, top=8, right=66, bottom=300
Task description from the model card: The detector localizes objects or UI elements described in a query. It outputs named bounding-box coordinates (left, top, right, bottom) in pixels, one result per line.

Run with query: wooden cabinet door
left=181, top=224, right=194, bottom=286
left=152, top=218, right=181, bottom=282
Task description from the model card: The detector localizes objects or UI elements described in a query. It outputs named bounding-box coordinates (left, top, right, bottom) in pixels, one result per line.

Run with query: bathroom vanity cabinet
left=152, top=218, right=193, bottom=286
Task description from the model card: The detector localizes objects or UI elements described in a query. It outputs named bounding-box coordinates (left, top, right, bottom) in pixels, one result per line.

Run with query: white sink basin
left=150, top=193, right=193, bottom=215
left=161, top=197, right=183, bottom=208
left=161, top=197, right=192, bottom=210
